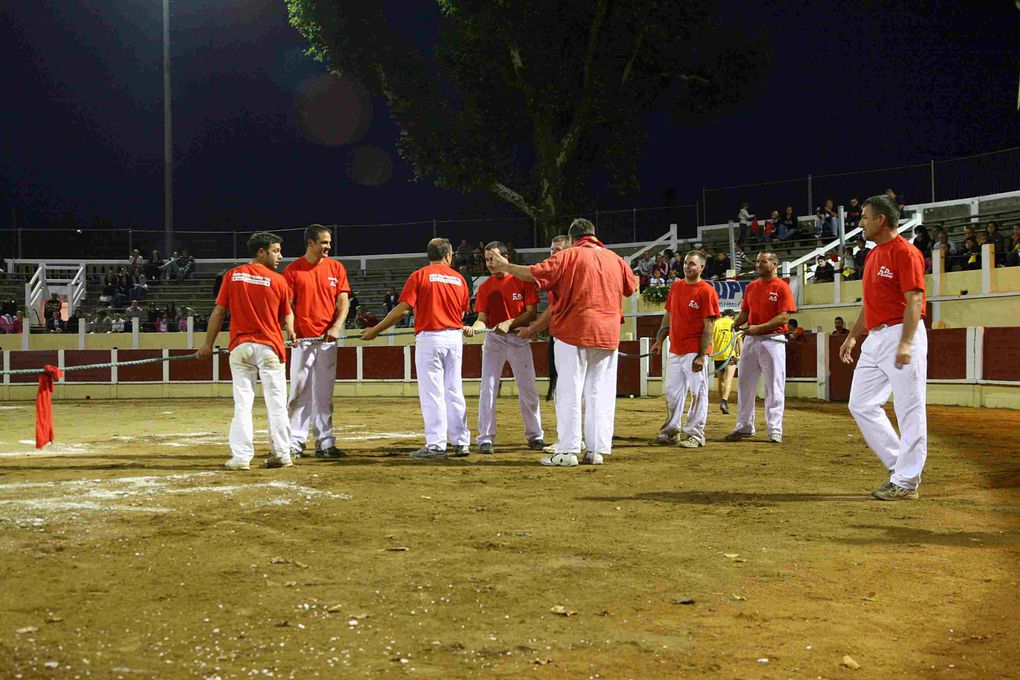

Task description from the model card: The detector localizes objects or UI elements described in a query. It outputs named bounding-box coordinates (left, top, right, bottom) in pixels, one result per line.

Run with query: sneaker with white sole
left=479, top=442, right=494, bottom=455
left=289, top=443, right=306, bottom=459
left=450, top=445, right=470, bottom=457
left=655, top=432, right=678, bottom=446
left=264, top=455, right=293, bottom=469
left=678, top=434, right=704, bottom=448
left=540, top=452, right=579, bottom=467
left=719, top=399, right=730, bottom=415
left=723, top=431, right=754, bottom=442
left=871, top=481, right=918, bottom=501
left=580, top=451, right=604, bottom=465
left=224, top=458, right=250, bottom=471
left=768, top=434, right=782, bottom=444
left=315, top=446, right=347, bottom=458
left=411, top=446, right=447, bottom=460
left=527, top=438, right=546, bottom=451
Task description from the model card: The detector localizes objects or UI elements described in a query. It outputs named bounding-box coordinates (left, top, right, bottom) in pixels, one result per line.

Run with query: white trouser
left=415, top=329, right=470, bottom=450
left=477, top=333, right=543, bottom=444
left=229, top=342, right=290, bottom=463
left=848, top=324, right=928, bottom=490
left=734, top=335, right=787, bottom=438
left=553, top=340, right=618, bottom=455
left=288, top=341, right=337, bottom=450
left=660, top=352, right=710, bottom=445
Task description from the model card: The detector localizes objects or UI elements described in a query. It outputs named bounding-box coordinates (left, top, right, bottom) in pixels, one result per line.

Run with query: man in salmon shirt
left=489, top=219, right=638, bottom=467
left=840, top=195, right=928, bottom=501
left=197, top=232, right=294, bottom=470
left=361, top=238, right=471, bottom=460
left=650, top=251, right=720, bottom=448
left=283, top=225, right=351, bottom=460
left=724, top=250, right=796, bottom=444
left=464, top=240, right=544, bottom=454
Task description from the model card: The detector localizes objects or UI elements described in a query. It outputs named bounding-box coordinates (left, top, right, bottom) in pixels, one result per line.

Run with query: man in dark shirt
left=813, top=256, right=835, bottom=283
left=384, top=286, right=398, bottom=312
left=852, top=237, right=870, bottom=280
left=845, top=197, right=863, bottom=231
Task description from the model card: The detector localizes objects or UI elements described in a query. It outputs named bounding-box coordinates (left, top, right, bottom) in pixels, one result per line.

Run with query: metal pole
left=632, top=208, right=637, bottom=242
left=15, top=209, right=21, bottom=261
left=232, top=227, right=237, bottom=261
left=807, top=174, right=813, bottom=215
left=128, top=228, right=133, bottom=256
left=930, top=159, right=936, bottom=202
left=432, top=218, right=437, bottom=239
left=701, top=187, right=707, bottom=225
left=162, top=0, right=174, bottom=256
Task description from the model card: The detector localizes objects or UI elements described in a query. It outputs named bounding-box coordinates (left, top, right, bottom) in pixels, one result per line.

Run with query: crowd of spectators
left=38, top=297, right=205, bottom=334
left=632, top=246, right=745, bottom=292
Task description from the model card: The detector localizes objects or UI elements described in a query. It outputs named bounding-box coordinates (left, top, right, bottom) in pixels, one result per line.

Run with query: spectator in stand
left=885, top=188, right=906, bottom=216
left=95, top=310, right=113, bottom=333
left=833, top=316, right=849, bottom=335
left=506, top=241, right=520, bottom=264
left=47, top=310, right=64, bottom=333
left=845, top=197, right=863, bottom=231
left=633, top=251, right=655, bottom=289
left=985, top=222, right=1006, bottom=262
left=814, top=199, right=837, bottom=238
left=356, top=306, right=379, bottom=329
left=130, top=273, right=148, bottom=302
left=125, top=300, right=145, bottom=328
left=932, top=229, right=960, bottom=270
left=962, top=236, right=981, bottom=270
left=167, top=302, right=178, bottom=322
left=65, top=309, right=80, bottom=334
left=156, top=311, right=170, bottom=332
left=651, top=253, right=669, bottom=285
left=346, top=292, right=360, bottom=327
left=146, top=303, right=158, bottom=331
left=178, top=249, right=195, bottom=280
left=851, top=237, right=870, bottom=280
left=145, top=250, right=163, bottom=282
left=670, top=250, right=685, bottom=278
left=786, top=318, right=805, bottom=339
left=777, top=206, right=798, bottom=241
left=111, top=313, right=126, bottom=333
left=912, top=226, right=932, bottom=258
left=384, top=286, right=399, bottom=312
left=737, top=200, right=752, bottom=246
left=13, top=311, right=24, bottom=334
left=128, top=249, right=143, bottom=276
left=176, top=311, right=189, bottom=332
left=1007, top=224, right=1020, bottom=267
left=473, top=247, right=485, bottom=274
left=763, top=211, right=779, bottom=243
left=0, top=313, right=11, bottom=334
left=706, top=251, right=731, bottom=280
left=44, top=293, right=61, bottom=318
left=813, top=255, right=835, bottom=283
left=99, top=272, right=117, bottom=304
left=454, top=239, right=474, bottom=268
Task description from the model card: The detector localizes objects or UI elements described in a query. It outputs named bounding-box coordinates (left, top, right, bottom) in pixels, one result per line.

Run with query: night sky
left=1, top=0, right=1018, bottom=249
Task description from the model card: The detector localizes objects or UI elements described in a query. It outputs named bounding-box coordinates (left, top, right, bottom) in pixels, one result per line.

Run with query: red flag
left=35, top=365, right=63, bottom=449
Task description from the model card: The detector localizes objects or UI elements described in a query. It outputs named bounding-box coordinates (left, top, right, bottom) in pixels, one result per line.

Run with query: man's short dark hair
left=684, top=250, right=707, bottom=265
left=247, top=231, right=283, bottom=257
left=863, top=195, right=900, bottom=230
left=484, top=240, right=508, bottom=257
left=722, top=309, right=736, bottom=317
left=567, top=218, right=596, bottom=239
left=427, top=238, right=452, bottom=261
left=789, top=318, right=799, bottom=327
left=835, top=316, right=844, bottom=322
left=305, top=223, right=331, bottom=245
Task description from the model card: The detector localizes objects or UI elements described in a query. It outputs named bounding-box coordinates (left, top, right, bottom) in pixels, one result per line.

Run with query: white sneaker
left=540, top=452, right=579, bottom=467
left=580, top=451, right=604, bottom=465
left=224, top=458, right=250, bottom=471
left=264, top=455, right=293, bottom=469
left=678, top=435, right=704, bottom=448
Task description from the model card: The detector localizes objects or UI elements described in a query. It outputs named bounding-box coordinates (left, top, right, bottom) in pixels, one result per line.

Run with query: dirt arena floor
left=0, top=395, right=1018, bottom=679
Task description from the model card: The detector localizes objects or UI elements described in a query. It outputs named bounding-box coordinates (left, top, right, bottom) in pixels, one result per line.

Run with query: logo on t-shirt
left=428, top=274, right=463, bottom=286
left=877, top=266, right=894, bottom=279
left=327, top=276, right=338, bottom=288
left=688, top=299, right=700, bottom=310
left=768, top=291, right=778, bottom=302
left=232, top=272, right=271, bottom=287
left=511, top=292, right=523, bottom=301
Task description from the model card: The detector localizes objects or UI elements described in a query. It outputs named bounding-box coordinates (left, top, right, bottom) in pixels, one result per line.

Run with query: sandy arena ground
left=0, top=396, right=1018, bottom=679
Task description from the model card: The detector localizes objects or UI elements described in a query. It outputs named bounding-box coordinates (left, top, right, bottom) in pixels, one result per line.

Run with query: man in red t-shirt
left=464, top=240, right=543, bottom=454
left=724, top=251, right=796, bottom=444
left=650, top=251, right=720, bottom=448
left=361, top=238, right=471, bottom=459
left=282, top=225, right=351, bottom=460
left=840, top=195, right=928, bottom=501
left=198, top=232, right=295, bottom=470
left=490, top=219, right=638, bottom=467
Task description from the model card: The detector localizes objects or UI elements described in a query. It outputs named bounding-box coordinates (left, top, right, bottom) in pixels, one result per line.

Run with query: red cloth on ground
left=35, top=365, right=63, bottom=449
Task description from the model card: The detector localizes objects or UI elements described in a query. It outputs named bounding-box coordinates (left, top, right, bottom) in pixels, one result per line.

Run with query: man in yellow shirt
left=712, top=309, right=741, bottom=414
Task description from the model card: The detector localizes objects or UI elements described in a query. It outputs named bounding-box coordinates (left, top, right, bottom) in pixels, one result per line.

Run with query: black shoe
left=527, top=438, right=546, bottom=451
left=720, top=399, right=729, bottom=415
left=315, top=446, right=347, bottom=458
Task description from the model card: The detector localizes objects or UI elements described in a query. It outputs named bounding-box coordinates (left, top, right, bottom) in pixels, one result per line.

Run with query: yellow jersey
left=712, top=316, right=736, bottom=360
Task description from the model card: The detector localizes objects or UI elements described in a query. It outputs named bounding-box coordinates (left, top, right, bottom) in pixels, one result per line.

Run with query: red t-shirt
left=665, top=279, right=720, bottom=355
left=215, top=263, right=291, bottom=360
left=529, top=238, right=638, bottom=350
left=474, top=274, right=539, bottom=326
left=741, top=277, right=796, bottom=335
left=862, top=235, right=927, bottom=330
left=399, top=263, right=470, bottom=333
left=282, top=257, right=351, bottom=339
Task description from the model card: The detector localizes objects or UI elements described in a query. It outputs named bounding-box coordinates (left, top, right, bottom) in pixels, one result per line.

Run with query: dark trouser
left=546, top=337, right=557, bottom=400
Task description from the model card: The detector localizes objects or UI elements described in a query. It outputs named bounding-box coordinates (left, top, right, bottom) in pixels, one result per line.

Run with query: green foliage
left=641, top=284, right=670, bottom=304
left=287, top=0, right=767, bottom=237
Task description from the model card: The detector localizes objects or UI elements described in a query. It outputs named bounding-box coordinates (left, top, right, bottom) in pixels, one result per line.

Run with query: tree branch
left=555, top=0, right=610, bottom=171
left=621, top=25, right=649, bottom=87
left=491, top=181, right=539, bottom=220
